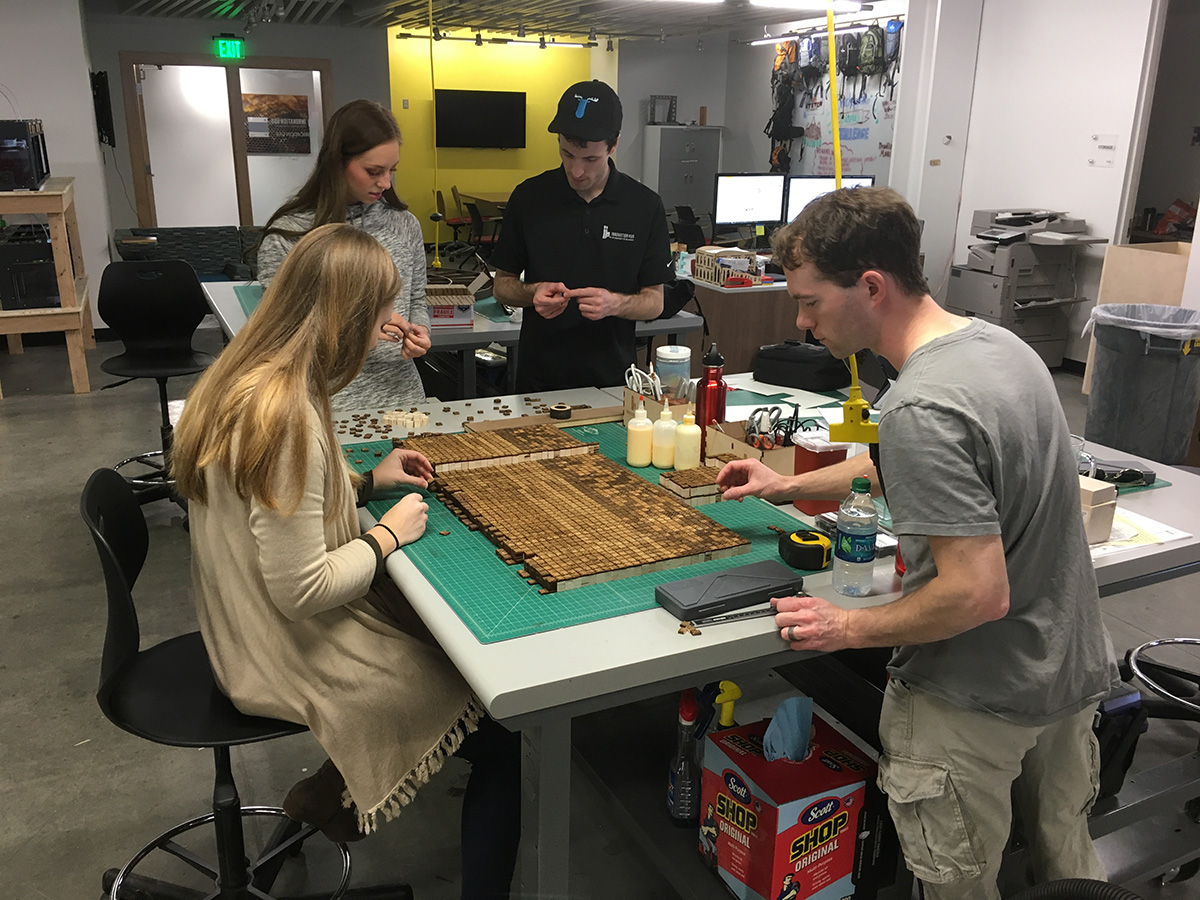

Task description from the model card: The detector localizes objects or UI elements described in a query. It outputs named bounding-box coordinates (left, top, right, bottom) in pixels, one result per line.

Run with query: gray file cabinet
left=641, top=125, right=721, bottom=220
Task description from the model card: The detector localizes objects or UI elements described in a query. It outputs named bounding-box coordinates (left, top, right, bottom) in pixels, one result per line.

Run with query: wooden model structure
left=397, top=426, right=749, bottom=592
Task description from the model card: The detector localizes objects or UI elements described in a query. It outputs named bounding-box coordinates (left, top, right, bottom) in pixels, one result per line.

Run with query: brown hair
left=561, top=132, right=619, bottom=151
left=770, top=186, right=929, bottom=296
left=263, top=99, right=407, bottom=241
left=172, top=224, right=400, bottom=513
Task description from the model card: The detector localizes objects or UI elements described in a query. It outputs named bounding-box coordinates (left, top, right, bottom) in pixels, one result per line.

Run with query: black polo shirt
left=490, top=161, right=671, bottom=392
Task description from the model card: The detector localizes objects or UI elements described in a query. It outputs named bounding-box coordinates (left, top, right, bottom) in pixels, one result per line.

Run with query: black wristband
left=377, top=522, right=400, bottom=553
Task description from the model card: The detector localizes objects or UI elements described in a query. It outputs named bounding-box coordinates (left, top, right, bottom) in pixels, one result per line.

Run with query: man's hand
left=716, top=458, right=794, bottom=503
left=773, top=594, right=852, bottom=652
left=532, top=282, right=570, bottom=319
left=571, top=287, right=624, bottom=321
left=371, top=448, right=434, bottom=491
left=380, top=313, right=410, bottom=344
left=401, top=324, right=431, bottom=360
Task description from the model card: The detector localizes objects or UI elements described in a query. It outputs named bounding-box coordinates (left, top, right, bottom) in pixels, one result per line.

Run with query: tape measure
left=778, top=529, right=832, bottom=570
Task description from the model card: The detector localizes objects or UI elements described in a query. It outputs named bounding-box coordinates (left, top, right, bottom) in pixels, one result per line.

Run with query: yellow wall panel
left=388, top=30, right=593, bottom=242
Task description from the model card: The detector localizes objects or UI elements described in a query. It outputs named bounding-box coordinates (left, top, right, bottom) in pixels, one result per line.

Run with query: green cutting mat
left=234, top=283, right=263, bottom=318
left=1117, top=478, right=1170, bottom=496
left=342, top=422, right=818, bottom=643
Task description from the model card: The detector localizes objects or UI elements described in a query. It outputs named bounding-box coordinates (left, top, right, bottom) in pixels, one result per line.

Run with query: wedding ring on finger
left=788, top=625, right=798, bottom=643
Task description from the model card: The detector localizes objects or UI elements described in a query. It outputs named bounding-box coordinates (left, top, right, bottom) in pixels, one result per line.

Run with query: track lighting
left=588, top=25, right=597, bottom=41
left=539, top=34, right=546, bottom=49
left=475, top=32, right=483, bottom=45
left=517, top=23, right=525, bottom=38
left=433, top=25, right=442, bottom=40
left=606, top=37, right=614, bottom=51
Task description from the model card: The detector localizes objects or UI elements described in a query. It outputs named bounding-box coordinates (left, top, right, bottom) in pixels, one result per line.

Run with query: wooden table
left=458, top=191, right=509, bottom=218
left=678, top=276, right=802, bottom=375
left=0, top=177, right=95, bottom=397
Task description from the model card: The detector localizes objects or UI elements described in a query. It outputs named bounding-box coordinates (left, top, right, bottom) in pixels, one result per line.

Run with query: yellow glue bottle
left=652, top=406, right=676, bottom=468
left=626, top=397, right=653, bottom=467
left=674, top=409, right=702, bottom=470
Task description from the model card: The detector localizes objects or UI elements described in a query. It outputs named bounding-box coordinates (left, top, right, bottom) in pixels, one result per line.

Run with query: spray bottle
left=667, top=688, right=701, bottom=825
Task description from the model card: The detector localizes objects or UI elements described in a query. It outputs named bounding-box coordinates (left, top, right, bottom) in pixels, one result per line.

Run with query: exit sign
left=214, top=36, right=245, bottom=59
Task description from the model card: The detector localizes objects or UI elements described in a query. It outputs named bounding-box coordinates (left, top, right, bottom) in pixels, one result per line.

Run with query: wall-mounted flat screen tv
left=435, top=89, right=526, bottom=149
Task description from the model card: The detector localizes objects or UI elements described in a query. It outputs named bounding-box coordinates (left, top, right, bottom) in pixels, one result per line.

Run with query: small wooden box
left=693, top=246, right=764, bottom=286
left=704, top=421, right=795, bottom=476
left=1080, top=474, right=1118, bottom=544
left=621, top=387, right=690, bottom=425
left=425, top=284, right=475, bottom=326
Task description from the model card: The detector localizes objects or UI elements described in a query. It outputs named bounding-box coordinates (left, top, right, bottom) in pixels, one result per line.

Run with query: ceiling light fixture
left=539, top=34, right=546, bottom=49
left=517, top=23, right=526, bottom=38
left=475, top=32, right=483, bottom=45
left=588, top=25, right=597, bottom=41
left=697, top=37, right=703, bottom=50
left=432, top=25, right=442, bottom=40
left=606, top=37, right=614, bottom=51
left=659, top=29, right=667, bottom=43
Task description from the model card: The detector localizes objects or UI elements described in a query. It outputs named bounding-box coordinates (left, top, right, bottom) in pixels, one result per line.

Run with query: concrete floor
left=1, top=329, right=1198, bottom=899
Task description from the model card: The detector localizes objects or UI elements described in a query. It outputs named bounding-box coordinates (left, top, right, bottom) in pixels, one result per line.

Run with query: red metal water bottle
left=694, top=343, right=727, bottom=460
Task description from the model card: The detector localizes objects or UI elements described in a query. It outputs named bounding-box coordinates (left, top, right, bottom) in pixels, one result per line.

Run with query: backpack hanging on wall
left=837, top=32, right=863, bottom=102
left=764, top=40, right=806, bottom=172
left=858, top=23, right=886, bottom=80
left=884, top=19, right=904, bottom=98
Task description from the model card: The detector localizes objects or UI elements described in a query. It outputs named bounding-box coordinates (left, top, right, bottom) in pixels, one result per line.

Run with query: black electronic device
left=90, top=71, right=117, bottom=148
left=655, top=560, right=803, bottom=621
left=0, top=119, right=51, bottom=191
left=0, top=225, right=58, bottom=310
left=434, top=89, right=526, bottom=149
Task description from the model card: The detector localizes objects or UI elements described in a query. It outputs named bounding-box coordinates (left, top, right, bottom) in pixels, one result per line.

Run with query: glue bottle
left=626, top=396, right=653, bottom=467
left=674, top=409, right=702, bottom=470
left=652, top=406, right=676, bottom=468
left=667, top=688, right=700, bottom=826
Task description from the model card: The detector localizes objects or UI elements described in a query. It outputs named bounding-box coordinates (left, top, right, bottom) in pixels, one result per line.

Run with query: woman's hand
left=379, top=492, right=428, bottom=548
left=402, top=324, right=431, bottom=360
left=380, top=312, right=411, bottom=344
left=371, top=449, right=433, bottom=491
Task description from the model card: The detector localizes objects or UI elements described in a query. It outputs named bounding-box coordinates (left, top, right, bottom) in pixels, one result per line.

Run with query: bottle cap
left=703, top=343, right=724, bottom=367
left=682, top=411, right=696, bottom=425
left=658, top=407, right=674, bottom=420
left=851, top=476, right=871, bottom=492
left=679, top=688, right=697, bottom=723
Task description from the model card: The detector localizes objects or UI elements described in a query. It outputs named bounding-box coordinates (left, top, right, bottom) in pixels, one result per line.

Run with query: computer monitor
left=785, top=175, right=875, bottom=224
left=713, top=173, right=787, bottom=227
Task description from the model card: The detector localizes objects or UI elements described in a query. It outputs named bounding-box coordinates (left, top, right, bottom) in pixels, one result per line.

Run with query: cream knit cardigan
left=189, top=404, right=480, bottom=833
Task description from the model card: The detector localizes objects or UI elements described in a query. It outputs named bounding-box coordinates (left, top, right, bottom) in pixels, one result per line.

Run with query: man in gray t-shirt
left=717, top=188, right=1117, bottom=900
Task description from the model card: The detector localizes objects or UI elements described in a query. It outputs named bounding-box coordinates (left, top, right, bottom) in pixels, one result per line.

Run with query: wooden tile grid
left=396, top=423, right=598, bottom=472
left=434, top=453, right=749, bottom=591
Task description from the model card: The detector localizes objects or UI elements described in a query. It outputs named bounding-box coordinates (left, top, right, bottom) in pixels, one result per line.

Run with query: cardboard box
left=1080, top=474, right=1118, bottom=544
left=1082, top=242, right=1191, bottom=393
left=699, top=715, right=878, bottom=900
left=705, top=421, right=796, bottom=476
left=425, top=284, right=475, bottom=327
left=622, top=387, right=691, bottom=425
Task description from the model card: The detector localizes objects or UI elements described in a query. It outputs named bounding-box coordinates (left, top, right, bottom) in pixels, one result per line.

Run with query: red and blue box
left=699, top=714, right=885, bottom=900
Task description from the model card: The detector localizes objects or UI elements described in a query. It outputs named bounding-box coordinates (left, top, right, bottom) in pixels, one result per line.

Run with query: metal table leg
left=519, top=718, right=571, bottom=898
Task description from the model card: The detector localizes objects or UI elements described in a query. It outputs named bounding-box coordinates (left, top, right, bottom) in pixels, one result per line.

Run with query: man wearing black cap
left=491, top=79, right=671, bottom=392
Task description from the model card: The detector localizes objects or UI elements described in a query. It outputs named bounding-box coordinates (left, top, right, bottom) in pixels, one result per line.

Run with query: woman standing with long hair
left=257, top=99, right=432, bottom=411
left=174, top=225, right=520, bottom=899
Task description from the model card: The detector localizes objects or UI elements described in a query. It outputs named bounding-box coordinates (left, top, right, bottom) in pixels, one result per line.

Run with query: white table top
left=202, top=281, right=703, bottom=345
left=367, top=378, right=1200, bottom=728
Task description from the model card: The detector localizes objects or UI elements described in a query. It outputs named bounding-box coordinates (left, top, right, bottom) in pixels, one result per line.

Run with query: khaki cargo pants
left=877, top=679, right=1106, bottom=900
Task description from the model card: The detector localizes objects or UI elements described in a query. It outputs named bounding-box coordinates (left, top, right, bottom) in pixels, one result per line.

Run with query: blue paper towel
left=763, top=696, right=813, bottom=762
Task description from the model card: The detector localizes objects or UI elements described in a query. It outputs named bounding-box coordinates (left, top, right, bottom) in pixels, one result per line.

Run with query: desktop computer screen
left=785, top=175, right=875, bottom=224
left=713, top=173, right=787, bottom=226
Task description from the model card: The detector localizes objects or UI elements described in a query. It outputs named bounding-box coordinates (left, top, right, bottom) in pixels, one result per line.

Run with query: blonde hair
left=173, top=224, right=401, bottom=513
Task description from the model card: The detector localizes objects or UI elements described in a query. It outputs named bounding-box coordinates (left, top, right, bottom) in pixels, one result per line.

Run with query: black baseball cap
left=547, top=80, right=622, bottom=142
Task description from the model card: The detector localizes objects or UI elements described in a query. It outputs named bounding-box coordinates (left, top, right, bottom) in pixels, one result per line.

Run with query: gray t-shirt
left=879, top=318, right=1117, bottom=725
left=258, top=202, right=429, bottom=413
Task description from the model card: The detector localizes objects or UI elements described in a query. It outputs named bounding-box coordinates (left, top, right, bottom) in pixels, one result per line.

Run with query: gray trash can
left=1083, top=303, right=1200, bottom=465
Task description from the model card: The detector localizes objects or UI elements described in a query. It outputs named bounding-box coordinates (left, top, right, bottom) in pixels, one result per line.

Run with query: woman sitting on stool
left=172, top=224, right=520, bottom=900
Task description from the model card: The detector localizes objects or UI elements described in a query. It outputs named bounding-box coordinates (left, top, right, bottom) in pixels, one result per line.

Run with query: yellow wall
left=388, top=30, right=593, bottom=242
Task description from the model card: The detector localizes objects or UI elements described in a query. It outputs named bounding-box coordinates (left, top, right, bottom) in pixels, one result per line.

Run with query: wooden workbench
left=0, top=176, right=95, bottom=397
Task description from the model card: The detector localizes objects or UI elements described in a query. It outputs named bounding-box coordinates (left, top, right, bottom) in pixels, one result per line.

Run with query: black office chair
left=80, top=467, right=422, bottom=899
left=674, top=205, right=699, bottom=224
left=673, top=221, right=707, bottom=251
left=97, top=260, right=216, bottom=505
left=464, top=202, right=501, bottom=254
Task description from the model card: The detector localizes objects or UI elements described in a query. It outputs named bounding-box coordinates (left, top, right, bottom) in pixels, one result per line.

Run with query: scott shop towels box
left=699, top=715, right=883, bottom=900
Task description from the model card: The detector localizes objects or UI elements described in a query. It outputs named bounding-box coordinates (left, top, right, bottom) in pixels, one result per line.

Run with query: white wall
left=82, top=0, right=390, bottom=230
left=1134, top=0, right=1200, bottom=219
left=241, top=67, right=324, bottom=225
left=616, top=35, right=729, bottom=183
left=1, top=0, right=113, bottom=324
left=954, top=0, right=1163, bottom=362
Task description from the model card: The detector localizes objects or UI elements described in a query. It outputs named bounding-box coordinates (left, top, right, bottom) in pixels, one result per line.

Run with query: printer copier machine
left=945, top=209, right=1106, bottom=367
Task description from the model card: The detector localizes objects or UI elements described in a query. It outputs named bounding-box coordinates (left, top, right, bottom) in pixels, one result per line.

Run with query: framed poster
left=243, top=93, right=311, bottom=154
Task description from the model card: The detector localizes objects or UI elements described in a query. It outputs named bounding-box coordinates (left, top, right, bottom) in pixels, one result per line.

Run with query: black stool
left=81, top=468, right=409, bottom=900
left=97, top=260, right=215, bottom=505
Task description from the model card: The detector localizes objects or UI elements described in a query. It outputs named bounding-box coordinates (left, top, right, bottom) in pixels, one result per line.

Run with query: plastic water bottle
left=667, top=689, right=700, bottom=826
left=833, top=476, right=877, bottom=597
